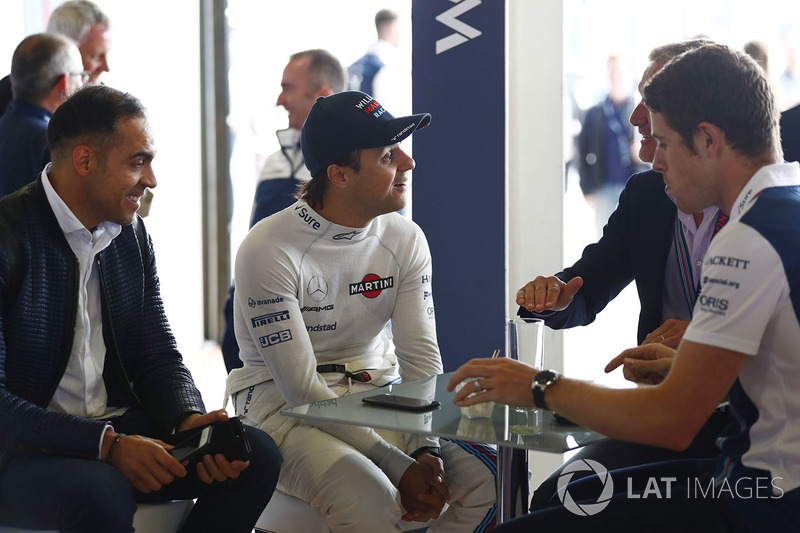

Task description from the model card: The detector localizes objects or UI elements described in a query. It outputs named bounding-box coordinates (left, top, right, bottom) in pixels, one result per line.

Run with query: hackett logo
left=349, top=274, right=394, bottom=298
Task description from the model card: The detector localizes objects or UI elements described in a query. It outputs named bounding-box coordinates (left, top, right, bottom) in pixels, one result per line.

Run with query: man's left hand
left=641, top=319, right=690, bottom=348
left=448, top=358, right=537, bottom=408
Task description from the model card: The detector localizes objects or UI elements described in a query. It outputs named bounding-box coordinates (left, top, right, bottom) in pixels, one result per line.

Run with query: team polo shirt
left=683, top=162, right=800, bottom=494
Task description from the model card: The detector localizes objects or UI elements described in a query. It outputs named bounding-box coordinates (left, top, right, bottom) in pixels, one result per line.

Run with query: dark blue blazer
left=520, top=169, right=676, bottom=344
left=781, top=103, right=800, bottom=164
left=0, top=101, right=51, bottom=197
left=0, top=179, right=205, bottom=469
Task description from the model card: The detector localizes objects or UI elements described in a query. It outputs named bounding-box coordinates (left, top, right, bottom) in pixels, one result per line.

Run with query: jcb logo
left=259, top=329, right=293, bottom=348
left=436, top=0, right=482, bottom=54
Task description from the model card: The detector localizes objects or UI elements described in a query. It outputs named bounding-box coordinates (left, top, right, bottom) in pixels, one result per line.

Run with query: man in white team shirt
left=226, top=91, right=496, bottom=532
left=454, top=44, right=800, bottom=532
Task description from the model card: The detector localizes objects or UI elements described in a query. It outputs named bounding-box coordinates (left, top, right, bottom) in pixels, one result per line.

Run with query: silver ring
left=474, top=379, right=482, bottom=392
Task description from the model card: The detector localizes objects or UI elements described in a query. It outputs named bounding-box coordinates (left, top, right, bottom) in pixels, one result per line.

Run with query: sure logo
left=259, top=329, right=293, bottom=348
left=350, top=274, right=394, bottom=298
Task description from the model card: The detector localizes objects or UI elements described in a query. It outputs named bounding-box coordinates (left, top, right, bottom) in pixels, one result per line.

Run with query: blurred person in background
left=0, top=33, right=86, bottom=197
left=744, top=40, right=769, bottom=73
left=348, top=8, right=406, bottom=113
left=578, top=54, right=647, bottom=236
left=46, top=0, right=111, bottom=84
left=0, top=0, right=111, bottom=113
left=220, top=49, right=345, bottom=372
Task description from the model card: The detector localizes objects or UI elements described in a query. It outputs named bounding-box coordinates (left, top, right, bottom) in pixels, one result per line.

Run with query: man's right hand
left=103, top=432, right=186, bottom=493
left=516, top=276, right=583, bottom=313
left=604, top=343, right=676, bottom=385
left=397, top=459, right=448, bottom=522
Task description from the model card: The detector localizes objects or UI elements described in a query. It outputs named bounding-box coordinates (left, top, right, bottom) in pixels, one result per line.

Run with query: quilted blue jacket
left=0, top=178, right=205, bottom=469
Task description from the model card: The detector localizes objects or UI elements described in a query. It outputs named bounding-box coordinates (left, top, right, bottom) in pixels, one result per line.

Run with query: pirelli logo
left=349, top=274, right=394, bottom=299
left=251, top=310, right=290, bottom=328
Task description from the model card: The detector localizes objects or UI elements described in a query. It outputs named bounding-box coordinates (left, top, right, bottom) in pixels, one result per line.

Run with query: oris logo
left=306, top=276, right=329, bottom=302
left=436, top=0, right=482, bottom=54
left=698, top=295, right=729, bottom=311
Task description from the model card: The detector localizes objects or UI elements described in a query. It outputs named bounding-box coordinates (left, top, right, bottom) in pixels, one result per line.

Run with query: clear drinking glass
left=507, top=317, right=544, bottom=434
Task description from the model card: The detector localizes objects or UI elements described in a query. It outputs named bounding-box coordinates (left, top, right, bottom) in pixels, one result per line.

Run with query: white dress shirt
left=41, top=165, right=125, bottom=420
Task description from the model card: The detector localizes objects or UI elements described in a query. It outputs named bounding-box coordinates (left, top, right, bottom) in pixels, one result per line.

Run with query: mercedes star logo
left=307, top=276, right=329, bottom=302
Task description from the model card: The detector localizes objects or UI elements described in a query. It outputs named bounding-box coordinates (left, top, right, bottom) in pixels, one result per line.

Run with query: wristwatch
left=531, top=370, right=560, bottom=410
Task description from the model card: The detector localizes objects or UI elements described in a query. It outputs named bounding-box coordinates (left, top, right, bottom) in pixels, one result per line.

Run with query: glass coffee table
left=280, top=372, right=605, bottom=523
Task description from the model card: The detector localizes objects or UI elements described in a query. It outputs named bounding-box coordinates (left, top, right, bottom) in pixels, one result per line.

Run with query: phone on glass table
left=362, top=393, right=441, bottom=412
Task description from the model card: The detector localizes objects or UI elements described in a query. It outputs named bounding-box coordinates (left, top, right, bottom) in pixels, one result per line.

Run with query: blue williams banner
left=412, top=0, right=505, bottom=370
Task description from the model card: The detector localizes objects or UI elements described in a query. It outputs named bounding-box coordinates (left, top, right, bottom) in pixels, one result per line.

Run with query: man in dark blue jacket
left=780, top=102, right=800, bottom=163
left=517, top=39, right=731, bottom=512
left=0, top=85, right=281, bottom=532
left=0, top=33, right=86, bottom=198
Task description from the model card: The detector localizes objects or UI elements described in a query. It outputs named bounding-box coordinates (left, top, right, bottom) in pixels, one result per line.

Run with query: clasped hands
left=103, top=409, right=250, bottom=493
left=398, top=452, right=450, bottom=523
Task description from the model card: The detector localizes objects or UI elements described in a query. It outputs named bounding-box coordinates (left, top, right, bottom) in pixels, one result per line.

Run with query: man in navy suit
left=780, top=102, right=800, bottom=163
left=517, top=38, right=732, bottom=511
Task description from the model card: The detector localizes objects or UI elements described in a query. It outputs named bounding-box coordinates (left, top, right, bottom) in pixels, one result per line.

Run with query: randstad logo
left=556, top=459, right=614, bottom=516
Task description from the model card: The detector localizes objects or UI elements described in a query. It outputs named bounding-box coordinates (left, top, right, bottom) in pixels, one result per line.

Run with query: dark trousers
left=0, top=409, right=282, bottom=533
left=497, top=458, right=799, bottom=533
left=530, top=409, right=730, bottom=510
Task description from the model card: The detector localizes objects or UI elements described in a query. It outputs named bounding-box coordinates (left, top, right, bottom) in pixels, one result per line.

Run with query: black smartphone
left=170, top=425, right=213, bottom=462
left=362, top=393, right=440, bottom=412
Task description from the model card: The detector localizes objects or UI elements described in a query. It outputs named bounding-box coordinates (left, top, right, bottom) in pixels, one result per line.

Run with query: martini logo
left=349, top=274, right=394, bottom=298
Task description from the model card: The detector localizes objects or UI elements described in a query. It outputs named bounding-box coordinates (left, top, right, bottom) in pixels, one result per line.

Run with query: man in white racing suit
left=221, top=49, right=345, bottom=372
left=226, top=91, right=496, bottom=532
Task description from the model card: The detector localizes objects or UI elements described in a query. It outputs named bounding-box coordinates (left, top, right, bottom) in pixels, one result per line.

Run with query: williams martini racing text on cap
left=301, top=91, right=431, bottom=176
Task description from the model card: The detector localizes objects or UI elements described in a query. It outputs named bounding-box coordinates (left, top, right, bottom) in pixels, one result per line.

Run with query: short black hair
left=48, top=85, right=146, bottom=161
left=645, top=43, right=780, bottom=160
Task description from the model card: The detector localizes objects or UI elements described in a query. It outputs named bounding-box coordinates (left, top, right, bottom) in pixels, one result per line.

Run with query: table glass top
left=280, top=373, right=605, bottom=453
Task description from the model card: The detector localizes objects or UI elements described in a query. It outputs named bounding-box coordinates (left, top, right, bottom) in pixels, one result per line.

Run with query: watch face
left=535, top=370, right=558, bottom=385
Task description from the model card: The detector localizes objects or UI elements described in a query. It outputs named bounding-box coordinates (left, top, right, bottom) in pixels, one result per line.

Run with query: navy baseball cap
left=301, top=91, right=431, bottom=176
